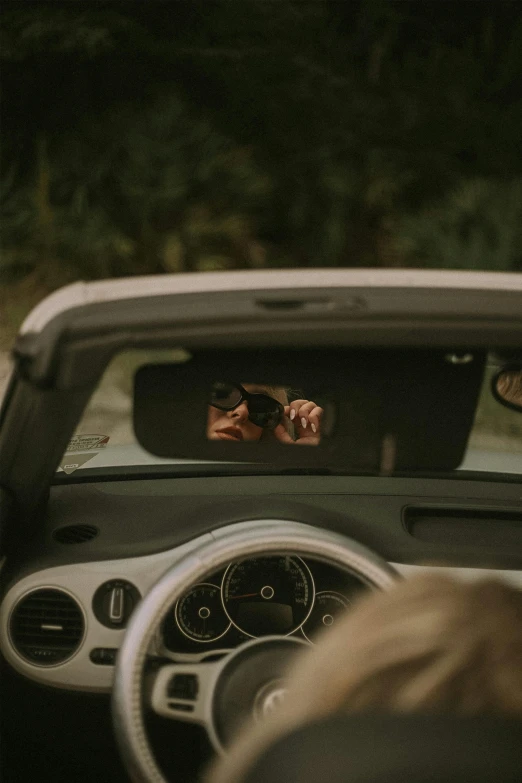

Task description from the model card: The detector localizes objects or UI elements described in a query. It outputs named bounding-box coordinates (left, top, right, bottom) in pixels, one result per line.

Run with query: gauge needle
left=228, top=592, right=259, bottom=600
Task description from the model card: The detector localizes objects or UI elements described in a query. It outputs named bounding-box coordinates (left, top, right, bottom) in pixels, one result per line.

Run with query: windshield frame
left=3, top=269, right=522, bottom=521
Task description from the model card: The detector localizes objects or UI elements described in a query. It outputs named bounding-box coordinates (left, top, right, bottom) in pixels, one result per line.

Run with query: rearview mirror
left=492, top=365, right=522, bottom=412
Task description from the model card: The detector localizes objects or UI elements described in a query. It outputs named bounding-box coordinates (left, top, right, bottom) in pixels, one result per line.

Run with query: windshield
left=57, top=348, right=522, bottom=477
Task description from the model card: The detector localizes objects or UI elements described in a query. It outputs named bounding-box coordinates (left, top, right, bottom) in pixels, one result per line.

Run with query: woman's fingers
left=282, top=400, right=323, bottom=444
left=307, top=405, right=323, bottom=434
left=273, top=422, right=294, bottom=444
left=287, top=400, right=323, bottom=434
left=288, top=400, right=312, bottom=428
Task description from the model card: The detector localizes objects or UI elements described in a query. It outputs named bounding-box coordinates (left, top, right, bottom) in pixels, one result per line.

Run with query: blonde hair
left=262, top=386, right=289, bottom=407
left=256, top=385, right=293, bottom=441
left=208, top=575, right=522, bottom=783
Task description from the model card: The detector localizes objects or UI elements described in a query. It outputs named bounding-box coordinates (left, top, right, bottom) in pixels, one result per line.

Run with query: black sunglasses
left=210, top=382, right=284, bottom=430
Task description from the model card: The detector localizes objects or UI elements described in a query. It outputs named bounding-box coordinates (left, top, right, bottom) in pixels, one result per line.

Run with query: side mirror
left=492, top=365, right=522, bottom=412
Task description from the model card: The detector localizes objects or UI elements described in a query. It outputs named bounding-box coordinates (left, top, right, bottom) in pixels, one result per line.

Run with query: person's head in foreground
left=207, top=574, right=522, bottom=783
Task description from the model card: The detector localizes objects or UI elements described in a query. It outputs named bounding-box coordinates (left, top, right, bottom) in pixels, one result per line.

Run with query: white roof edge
left=19, top=268, right=522, bottom=335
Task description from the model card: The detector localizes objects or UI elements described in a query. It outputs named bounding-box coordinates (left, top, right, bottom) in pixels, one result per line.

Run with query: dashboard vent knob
left=9, top=589, right=85, bottom=665
left=52, top=524, right=99, bottom=544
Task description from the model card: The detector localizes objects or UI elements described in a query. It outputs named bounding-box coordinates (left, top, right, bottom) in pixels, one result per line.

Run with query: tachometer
left=175, top=583, right=230, bottom=642
left=302, top=590, right=350, bottom=642
left=222, top=556, right=314, bottom=637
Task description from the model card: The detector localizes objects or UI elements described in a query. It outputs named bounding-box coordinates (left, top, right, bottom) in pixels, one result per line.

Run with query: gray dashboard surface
left=5, top=474, right=522, bottom=586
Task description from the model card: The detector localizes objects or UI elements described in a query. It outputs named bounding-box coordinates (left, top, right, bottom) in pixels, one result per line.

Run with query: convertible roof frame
left=11, top=269, right=522, bottom=388
left=19, top=269, right=522, bottom=336
left=1, top=269, right=521, bottom=529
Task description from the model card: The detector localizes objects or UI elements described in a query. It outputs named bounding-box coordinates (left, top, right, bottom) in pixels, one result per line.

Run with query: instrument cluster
left=162, top=555, right=368, bottom=652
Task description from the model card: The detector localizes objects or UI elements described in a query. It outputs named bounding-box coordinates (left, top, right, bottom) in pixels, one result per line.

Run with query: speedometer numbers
left=222, top=556, right=315, bottom=637
left=175, top=583, right=230, bottom=642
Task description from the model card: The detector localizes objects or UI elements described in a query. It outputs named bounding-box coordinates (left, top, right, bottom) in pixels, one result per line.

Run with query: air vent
left=52, top=524, right=98, bottom=544
left=9, top=589, right=85, bottom=665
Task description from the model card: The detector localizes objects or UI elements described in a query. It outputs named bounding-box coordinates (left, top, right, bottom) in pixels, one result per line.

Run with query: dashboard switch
left=90, top=648, right=118, bottom=665
left=92, top=580, right=140, bottom=628
left=167, top=674, right=199, bottom=701
left=169, top=703, right=194, bottom=713
left=109, top=587, right=124, bottom=624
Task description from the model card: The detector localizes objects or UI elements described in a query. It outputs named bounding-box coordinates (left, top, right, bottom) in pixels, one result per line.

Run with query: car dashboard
left=1, top=472, right=522, bottom=695
left=1, top=547, right=368, bottom=692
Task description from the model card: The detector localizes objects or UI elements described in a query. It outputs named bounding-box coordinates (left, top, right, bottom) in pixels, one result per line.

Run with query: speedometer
left=222, top=556, right=314, bottom=637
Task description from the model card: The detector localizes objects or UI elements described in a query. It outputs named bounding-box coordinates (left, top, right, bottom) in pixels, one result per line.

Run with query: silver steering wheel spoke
left=150, top=659, right=224, bottom=728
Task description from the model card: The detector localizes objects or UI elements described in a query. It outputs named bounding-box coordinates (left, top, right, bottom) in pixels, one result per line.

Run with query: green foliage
left=1, top=91, right=270, bottom=280
left=0, top=169, right=36, bottom=274
left=0, top=5, right=135, bottom=59
left=396, top=179, right=522, bottom=270
left=1, top=0, right=522, bottom=284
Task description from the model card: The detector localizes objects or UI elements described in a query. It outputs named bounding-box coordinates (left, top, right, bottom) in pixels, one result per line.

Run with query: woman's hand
left=273, top=399, right=323, bottom=445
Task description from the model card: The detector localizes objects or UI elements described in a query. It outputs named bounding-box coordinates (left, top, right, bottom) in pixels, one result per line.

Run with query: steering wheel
left=112, top=520, right=398, bottom=783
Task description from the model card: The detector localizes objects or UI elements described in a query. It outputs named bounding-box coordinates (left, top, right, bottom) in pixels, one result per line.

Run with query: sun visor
left=133, top=348, right=486, bottom=472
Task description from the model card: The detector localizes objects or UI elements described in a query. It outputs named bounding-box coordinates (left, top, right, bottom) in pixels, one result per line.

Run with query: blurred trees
left=1, top=0, right=522, bottom=286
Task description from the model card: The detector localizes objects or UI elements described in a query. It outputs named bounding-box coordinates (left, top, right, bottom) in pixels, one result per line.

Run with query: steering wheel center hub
left=254, top=679, right=288, bottom=720
left=212, top=636, right=305, bottom=747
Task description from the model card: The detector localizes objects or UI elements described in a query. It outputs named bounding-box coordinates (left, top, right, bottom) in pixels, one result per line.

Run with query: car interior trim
left=2, top=518, right=521, bottom=694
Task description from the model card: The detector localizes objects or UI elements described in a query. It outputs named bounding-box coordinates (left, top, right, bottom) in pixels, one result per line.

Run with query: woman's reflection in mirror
left=207, top=383, right=323, bottom=444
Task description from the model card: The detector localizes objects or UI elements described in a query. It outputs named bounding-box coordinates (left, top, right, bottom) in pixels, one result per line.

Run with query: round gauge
left=302, top=591, right=350, bottom=642
left=175, top=583, right=231, bottom=642
left=222, top=556, right=315, bottom=638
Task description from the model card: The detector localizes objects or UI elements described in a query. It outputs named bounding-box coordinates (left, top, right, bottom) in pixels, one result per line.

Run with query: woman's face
left=207, top=384, right=269, bottom=442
